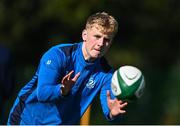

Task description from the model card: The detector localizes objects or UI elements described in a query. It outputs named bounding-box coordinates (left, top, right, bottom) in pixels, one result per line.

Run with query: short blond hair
left=85, top=12, right=118, bottom=36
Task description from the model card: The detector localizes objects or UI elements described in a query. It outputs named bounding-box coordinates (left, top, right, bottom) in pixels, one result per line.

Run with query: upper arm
left=36, top=47, right=66, bottom=101
left=99, top=70, right=116, bottom=120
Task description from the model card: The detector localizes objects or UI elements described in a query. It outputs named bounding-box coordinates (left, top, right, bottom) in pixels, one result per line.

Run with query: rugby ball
left=111, top=65, right=145, bottom=101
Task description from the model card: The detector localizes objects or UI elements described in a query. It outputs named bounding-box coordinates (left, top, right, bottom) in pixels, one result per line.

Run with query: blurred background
left=0, top=0, right=180, bottom=125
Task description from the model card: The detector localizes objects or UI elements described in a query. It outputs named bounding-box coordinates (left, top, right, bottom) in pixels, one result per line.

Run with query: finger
left=61, top=73, right=69, bottom=83
left=119, top=109, right=126, bottom=114
left=61, top=75, right=68, bottom=84
left=122, top=102, right=128, bottom=106
left=120, top=102, right=128, bottom=109
left=72, top=72, right=80, bottom=82
left=106, top=90, right=111, bottom=101
left=117, top=100, right=123, bottom=104
left=67, top=70, right=74, bottom=80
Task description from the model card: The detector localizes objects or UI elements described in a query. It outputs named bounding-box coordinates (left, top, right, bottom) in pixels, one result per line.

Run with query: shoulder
left=98, top=57, right=114, bottom=87
left=42, top=43, right=79, bottom=58
left=40, top=42, right=81, bottom=67
left=99, top=57, right=114, bottom=73
left=53, top=43, right=80, bottom=57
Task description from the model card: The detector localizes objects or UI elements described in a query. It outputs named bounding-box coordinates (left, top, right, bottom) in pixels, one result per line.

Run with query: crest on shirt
left=86, top=76, right=96, bottom=89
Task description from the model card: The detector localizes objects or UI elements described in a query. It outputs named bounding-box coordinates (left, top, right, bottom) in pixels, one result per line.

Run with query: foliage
left=0, top=0, right=179, bottom=124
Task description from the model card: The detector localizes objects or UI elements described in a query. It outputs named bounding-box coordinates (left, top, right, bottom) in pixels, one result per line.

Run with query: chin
left=93, top=55, right=102, bottom=59
left=91, top=52, right=103, bottom=59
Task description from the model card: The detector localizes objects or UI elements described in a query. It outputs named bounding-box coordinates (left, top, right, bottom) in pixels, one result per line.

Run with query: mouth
left=93, top=49, right=101, bottom=54
left=94, top=48, right=102, bottom=52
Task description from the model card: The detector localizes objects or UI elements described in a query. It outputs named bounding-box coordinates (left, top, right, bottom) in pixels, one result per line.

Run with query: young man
left=8, top=12, right=128, bottom=125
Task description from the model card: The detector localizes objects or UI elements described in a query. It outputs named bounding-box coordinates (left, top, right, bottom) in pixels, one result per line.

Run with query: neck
left=82, top=43, right=95, bottom=62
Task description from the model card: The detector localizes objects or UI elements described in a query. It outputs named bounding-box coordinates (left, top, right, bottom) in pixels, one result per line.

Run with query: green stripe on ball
left=117, top=69, right=143, bottom=101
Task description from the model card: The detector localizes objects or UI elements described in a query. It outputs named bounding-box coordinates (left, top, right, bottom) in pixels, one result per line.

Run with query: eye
left=104, top=38, right=111, bottom=42
left=94, top=35, right=101, bottom=39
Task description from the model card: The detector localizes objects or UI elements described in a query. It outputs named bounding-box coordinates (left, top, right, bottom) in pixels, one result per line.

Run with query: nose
left=97, top=38, right=104, bottom=47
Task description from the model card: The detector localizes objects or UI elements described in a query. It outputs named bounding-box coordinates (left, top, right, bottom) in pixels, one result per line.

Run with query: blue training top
left=8, top=42, right=115, bottom=125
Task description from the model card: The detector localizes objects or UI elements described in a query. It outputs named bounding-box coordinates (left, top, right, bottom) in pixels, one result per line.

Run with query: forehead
left=87, top=24, right=114, bottom=37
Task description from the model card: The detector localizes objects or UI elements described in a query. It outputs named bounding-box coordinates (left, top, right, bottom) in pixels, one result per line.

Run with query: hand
left=61, top=70, right=80, bottom=96
left=107, top=90, right=128, bottom=119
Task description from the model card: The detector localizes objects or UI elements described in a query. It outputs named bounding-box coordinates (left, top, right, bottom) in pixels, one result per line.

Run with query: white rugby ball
left=111, top=65, right=145, bottom=101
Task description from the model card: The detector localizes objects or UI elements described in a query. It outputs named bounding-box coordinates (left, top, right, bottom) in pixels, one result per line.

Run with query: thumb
left=106, top=90, right=111, bottom=101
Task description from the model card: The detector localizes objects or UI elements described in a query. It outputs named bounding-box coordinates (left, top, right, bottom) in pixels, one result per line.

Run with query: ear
left=82, top=29, right=87, bottom=42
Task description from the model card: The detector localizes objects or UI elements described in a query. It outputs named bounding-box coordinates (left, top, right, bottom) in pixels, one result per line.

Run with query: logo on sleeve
left=86, top=76, right=96, bottom=89
left=46, top=60, right=51, bottom=65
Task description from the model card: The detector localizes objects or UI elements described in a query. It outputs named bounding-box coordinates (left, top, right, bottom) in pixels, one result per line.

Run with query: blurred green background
left=0, top=0, right=180, bottom=124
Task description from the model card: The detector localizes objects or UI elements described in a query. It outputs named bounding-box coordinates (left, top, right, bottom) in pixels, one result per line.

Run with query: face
left=82, top=25, right=114, bottom=62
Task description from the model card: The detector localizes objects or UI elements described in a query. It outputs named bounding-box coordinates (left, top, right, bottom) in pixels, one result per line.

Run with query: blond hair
left=85, top=12, right=118, bottom=36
